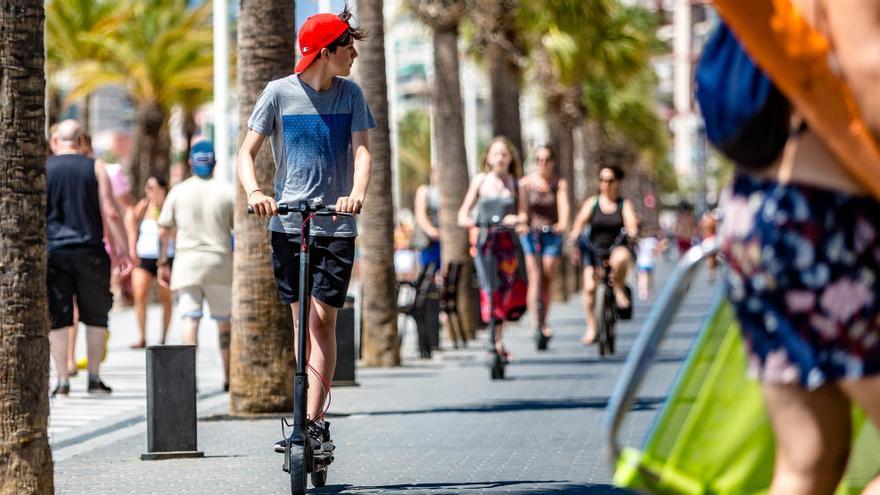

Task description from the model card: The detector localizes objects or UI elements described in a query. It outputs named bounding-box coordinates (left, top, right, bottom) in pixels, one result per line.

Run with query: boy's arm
left=236, top=129, right=277, bottom=217
left=337, top=130, right=371, bottom=214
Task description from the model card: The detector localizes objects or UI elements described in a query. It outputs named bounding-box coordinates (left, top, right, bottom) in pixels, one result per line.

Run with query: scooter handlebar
left=247, top=203, right=353, bottom=217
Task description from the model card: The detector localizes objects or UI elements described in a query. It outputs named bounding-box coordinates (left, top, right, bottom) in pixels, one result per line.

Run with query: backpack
left=695, top=22, right=792, bottom=170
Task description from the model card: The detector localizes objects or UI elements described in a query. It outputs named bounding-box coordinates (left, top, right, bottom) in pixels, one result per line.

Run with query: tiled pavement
left=53, top=259, right=719, bottom=494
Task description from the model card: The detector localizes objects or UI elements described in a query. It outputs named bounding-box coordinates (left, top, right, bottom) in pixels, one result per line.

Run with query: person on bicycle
left=568, top=165, right=638, bottom=345
left=458, top=136, right=525, bottom=361
left=236, top=7, right=374, bottom=454
left=517, top=145, right=570, bottom=343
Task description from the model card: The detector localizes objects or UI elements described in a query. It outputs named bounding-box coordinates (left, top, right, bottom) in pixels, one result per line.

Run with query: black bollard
left=141, top=345, right=204, bottom=460
left=425, top=286, right=441, bottom=351
left=332, top=295, right=358, bottom=386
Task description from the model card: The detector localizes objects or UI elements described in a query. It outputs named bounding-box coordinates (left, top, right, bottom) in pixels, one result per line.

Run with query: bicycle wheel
left=595, top=285, right=608, bottom=356
left=606, top=300, right=616, bottom=355
left=288, top=440, right=308, bottom=495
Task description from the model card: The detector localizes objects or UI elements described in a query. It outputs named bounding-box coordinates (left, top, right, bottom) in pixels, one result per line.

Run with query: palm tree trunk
left=130, top=101, right=167, bottom=195
left=356, top=0, right=400, bottom=367
left=80, top=92, right=91, bottom=134
left=487, top=40, right=522, bottom=156
left=0, top=1, right=54, bottom=492
left=431, top=22, right=479, bottom=340
left=181, top=108, right=197, bottom=180
left=484, top=0, right=523, bottom=157
left=229, top=0, right=296, bottom=414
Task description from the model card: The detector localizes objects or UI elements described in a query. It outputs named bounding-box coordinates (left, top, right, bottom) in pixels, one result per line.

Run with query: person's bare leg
left=291, top=299, right=338, bottom=421
left=837, top=375, right=880, bottom=494
left=67, top=303, right=80, bottom=371
left=181, top=317, right=200, bottom=346
left=66, top=324, right=78, bottom=373
left=131, top=267, right=151, bottom=347
left=638, top=270, right=649, bottom=301
left=524, top=253, right=540, bottom=331
left=158, top=283, right=173, bottom=344
left=762, top=382, right=851, bottom=495
left=86, top=326, right=107, bottom=379
left=216, top=319, right=231, bottom=385
left=50, top=328, right=70, bottom=384
left=582, top=266, right=597, bottom=343
left=610, top=246, right=631, bottom=309
left=540, top=256, right=559, bottom=336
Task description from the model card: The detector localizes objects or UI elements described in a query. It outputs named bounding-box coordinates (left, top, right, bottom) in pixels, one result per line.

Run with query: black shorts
left=271, top=232, right=355, bottom=308
left=48, top=246, right=113, bottom=329
left=138, top=256, right=174, bottom=276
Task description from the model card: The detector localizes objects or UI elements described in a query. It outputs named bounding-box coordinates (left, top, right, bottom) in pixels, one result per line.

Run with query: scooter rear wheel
left=311, top=467, right=327, bottom=488
left=490, top=352, right=505, bottom=380
left=288, top=441, right=308, bottom=495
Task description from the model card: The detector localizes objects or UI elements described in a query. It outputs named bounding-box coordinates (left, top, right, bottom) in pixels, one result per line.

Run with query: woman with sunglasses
left=126, top=176, right=175, bottom=348
left=568, top=165, right=639, bottom=345
left=518, top=145, right=570, bottom=346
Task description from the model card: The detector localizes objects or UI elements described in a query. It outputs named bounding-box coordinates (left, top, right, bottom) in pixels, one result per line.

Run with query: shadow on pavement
left=507, top=373, right=600, bottom=381
left=314, top=480, right=632, bottom=494
left=345, top=396, right=664, bottom=417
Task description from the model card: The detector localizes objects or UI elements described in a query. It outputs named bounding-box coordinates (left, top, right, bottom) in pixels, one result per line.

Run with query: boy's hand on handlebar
left=335, top=196, right=363, bottom=215
left=248, top=190, right=277, bottom=217
left=502, top=214, right=519, bottom=228
left=458, top=217, right=474, bottom=228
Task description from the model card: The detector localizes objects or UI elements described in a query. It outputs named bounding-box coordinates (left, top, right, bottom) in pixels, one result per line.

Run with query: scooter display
left=248, top=199, right=351, bottom=495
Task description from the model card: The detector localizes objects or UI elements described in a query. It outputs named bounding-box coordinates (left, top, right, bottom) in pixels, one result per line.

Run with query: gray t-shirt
left=248, top=75, right=376, bottom=237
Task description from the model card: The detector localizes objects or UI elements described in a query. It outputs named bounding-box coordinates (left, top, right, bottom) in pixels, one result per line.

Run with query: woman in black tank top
left=567, top=165, right=639, bottom=345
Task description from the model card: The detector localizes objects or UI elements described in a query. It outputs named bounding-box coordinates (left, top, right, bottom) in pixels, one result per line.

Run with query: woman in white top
left=126, top=176, right=175, bottom=348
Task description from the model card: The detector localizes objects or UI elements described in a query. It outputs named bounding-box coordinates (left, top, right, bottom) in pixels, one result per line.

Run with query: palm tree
left=473, top=0, right=525, bottom=157
left=356, top=0, right=400, bottom=367
left=64, top=0, right=213, bottom=193
left=412, top=0, right=479, bottom=340
left=45, top=0, right=120, bottom=131
left=0, top=1, right=54, bottom=491
left=229, top=0, right=297, bottom=414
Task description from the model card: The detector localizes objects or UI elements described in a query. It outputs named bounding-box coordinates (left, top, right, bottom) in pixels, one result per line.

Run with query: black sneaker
left=273, top=421, right=332, bottom=454
left=87, top=379, right=112, bottom=395
left=51, top=383, right=70, bottom=397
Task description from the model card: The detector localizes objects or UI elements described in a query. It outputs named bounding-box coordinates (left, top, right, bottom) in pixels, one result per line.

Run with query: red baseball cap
left=294, top=13, right=350, bottom=73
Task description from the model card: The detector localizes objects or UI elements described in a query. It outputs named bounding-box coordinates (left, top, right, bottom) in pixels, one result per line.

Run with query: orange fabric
left=713, top=0, right=880, bottom=201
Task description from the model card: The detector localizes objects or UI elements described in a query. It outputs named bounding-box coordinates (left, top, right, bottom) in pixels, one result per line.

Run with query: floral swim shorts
left=722, top=174, right=880, bottom=389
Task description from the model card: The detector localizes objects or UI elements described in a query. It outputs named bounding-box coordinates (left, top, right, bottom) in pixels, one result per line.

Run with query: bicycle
left=581, top=231, right=632, bottom=357
left=248, top=198, right=352, bottom=495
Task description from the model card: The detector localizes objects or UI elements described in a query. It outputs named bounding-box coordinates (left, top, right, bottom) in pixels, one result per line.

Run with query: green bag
left=615, top=300, right=880, bottom=494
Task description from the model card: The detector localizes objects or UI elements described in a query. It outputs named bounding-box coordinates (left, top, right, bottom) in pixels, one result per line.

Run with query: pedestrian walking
left=47, top=119, right=132, bottom=396
left=157, top=141, right=234, bottom=391
left=517, top=144, right=570, bottom=344
left=412, top=169, right=441, bottom=274
left=701, top=0, right=880, bottom=492
left=127, top=176, right=175, bottom=348
left=238, top=5, right=374, bottom=453
left=635, top=226, right=664, bottom=301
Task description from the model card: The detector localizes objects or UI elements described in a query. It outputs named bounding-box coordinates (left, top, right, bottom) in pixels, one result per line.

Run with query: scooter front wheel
left=288, top=441, right=308, bottom=495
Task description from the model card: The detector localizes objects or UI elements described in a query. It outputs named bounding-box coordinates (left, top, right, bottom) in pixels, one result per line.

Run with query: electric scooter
left=248, top=198, right=351, bottom=495
left=477, top=215, right=508, bottom=380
